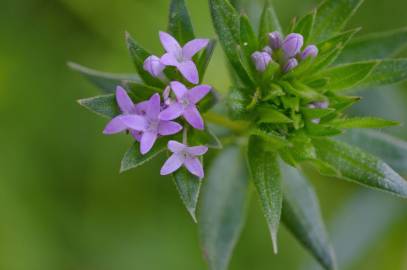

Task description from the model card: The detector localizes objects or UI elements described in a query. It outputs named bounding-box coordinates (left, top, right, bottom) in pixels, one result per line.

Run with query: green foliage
left=78, top=94, right=119, bottom=118
left=120, top=140, right=167, bottom=172
left=358, top=59, right=407, bottom=89
left=167, top=0, right=195, bottom=45
left=258, top=0, right=283, bottom=44
left=199, top=146, right=249, bottom=270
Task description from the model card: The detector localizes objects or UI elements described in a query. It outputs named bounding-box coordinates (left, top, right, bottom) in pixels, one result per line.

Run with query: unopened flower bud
left=312, top=100, right=329, bottom=109
left=251, top=51, right=272, bottom=72
left=268, top=31, right=283, bottom=50
left=283, top=58, right=298, bottom=73
left=263, top=46, right=273, bottom=55
left=282, top=33, right=304, bottom=57
left=301, top=45, right=319, bottom=60
left=143, top=55, right=165, bottom=77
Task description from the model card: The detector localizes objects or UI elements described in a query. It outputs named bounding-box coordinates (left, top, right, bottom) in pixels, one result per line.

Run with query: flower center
left=147, top=119, right=159, bottom=133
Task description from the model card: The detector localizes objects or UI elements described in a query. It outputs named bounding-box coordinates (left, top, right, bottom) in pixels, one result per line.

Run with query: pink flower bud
left=263, top=46, right=273, bottom=55
left=301, top=45, right=319, bottom=60
left=251, top=51, right=272, bottom=72
left=282, top=33, right=304, bottom=57
left=268, top=31, right=283, bottom=50
left=143, top=55, right=165, bottom=77
left=283, top=58, right=298, bottom=73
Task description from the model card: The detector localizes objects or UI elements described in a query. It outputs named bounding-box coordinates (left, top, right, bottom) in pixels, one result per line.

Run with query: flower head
left=301, top=45, right=319, bottom=60
left=282, top=33, right=304, bottom=57
left=143, top=55, right=166, bottom=78
left=159, top=32, right=209, bottom=84
left=251, top=51, right=272, bottom=72
left=159, top=81, right=211, bottom=130
left=160, top=140, right=208, bottom=179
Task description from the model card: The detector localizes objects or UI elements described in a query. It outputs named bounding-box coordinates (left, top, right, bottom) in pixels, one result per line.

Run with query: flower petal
left=184, top=157, right=204, bottom=179
left=146, top=93, right=161, bottom=118
left=187, top=145, right=208, bottom=156
left=168, top=140, right=187, bottom=153
left=187, top=85, right=211, bottom=104
left=178, top=60, right=199, bottom=84
left=182, top=39, right=209, bottom=59
left=158, top=121, right=183, bottom=136
left=116, top=86, right=134, bottom=114
left=103, top=116, right=128, bottom=134
left=134, top=100, right=149, bottom=115
left=170, top=81, right=188, bottom=99
left=159, top=31, right=182, bottom=55
left=161, top=52, right=179, bottom=66
left=130, top=130, right=142, bottom=141
left=143, top=55, right=165, bottom=77
left=120, top=115, right=147, bottom=131
left=160, top=153, right=184, bottom=175
left=140, top=131, right=158, bottom=155
left=159, top=102, right=184, bottom=120
left=183, top=106, right=204, bottom=130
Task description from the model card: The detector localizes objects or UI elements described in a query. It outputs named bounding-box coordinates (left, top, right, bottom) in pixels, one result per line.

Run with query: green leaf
left=197, top=39, right=217, bottom=81
left=293, top=10, right=316, bottom=44
left=306, top=122, right=343, bottom=137
left=250, top=129, right=291, bottom=149
left=209, top=0, right=254, bottom=87
left=281, top=163, right=337, bottom=270
left=313, top=138, right=407, bottom=198
left=172, top=167, right=201, bottom=222
left=125, top=32, right=164, bottom=87
left=316, top=61, right=378, bottom=91
left=240, top=15, right=258, bottom=67
left=120, top=140, right=167, bottom=173
left=247, top=136, right=282, bottom=253
left=257, top=106, right=293, bottom=124
left=357, top=59, right=407, bottom=89
left=331, top=117, right=399, bottom=129
left=126, top=82, right=162, bottom=100
left=338, top=129, right=407, bottom=173
left=78, top=94, right=119, bottom=118
left=302, top=107, right=335, bottom=119
left=167, top=0, right=195, bottom=45
left=258, top=0, right=282, bottom=45
left=199, top=146, right=249, bottom=270
left=189, top=126, right=223, bottom=149
left=336, top=27, right=407, bottom=64
left=311, top=0, right=364, bottom=42
left=68, top=62, right=141, bottom=93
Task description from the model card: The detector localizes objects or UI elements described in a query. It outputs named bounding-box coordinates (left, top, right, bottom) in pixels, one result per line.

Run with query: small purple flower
left=263, top=46, right=273, bottom=55
left=308, top=100, right=330, bottom=124
left=268, top=31, right=283, bottom=50
left=301, top=45, right=319, bottom=60
left=143, top=55, right=166, bottom=78
left=160, top=140, right=208, bottom=179
left=103, top=86, right=148, bottom=138
left=283, top=58, right=298, bottom=73
left=251, top=51, right=272, bottom=72
left=159, top=31, right=209, bottom=84
left=119, top=93, right=183, bottom=155
left=282, top=33, right=304, bottom=57
left=159, top=81, right=211, bottom=130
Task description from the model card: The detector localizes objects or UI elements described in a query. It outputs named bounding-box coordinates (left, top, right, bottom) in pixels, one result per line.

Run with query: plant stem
left=204, top=112, right=249, bottom=134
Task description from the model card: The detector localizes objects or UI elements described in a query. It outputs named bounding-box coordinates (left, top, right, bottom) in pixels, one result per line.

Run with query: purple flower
left=143, top=55, right=166, bottom=78
left=159, top=32, right=209, bottom=84
left=268, top=31, right=283, bottom=50
left=301, top=45, right=319, bottom=60
left=251, top=51, right=272, bottom=72
left=160, top=140, right=208, bottom=179
left=283, top=58, right=298, bottom=73
left=119, top=93, right=183, bottom=155
left=308, top=100, right=330, bottom=124
left=103, top=86, right=148, bottom=138
left=282, top=33, right=304, bottom=57
left=159, top=81, right=211, bottom=130
left=263, top=46, right=273, bottom=55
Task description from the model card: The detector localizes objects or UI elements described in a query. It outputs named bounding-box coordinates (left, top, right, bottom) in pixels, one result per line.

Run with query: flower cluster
left=251, top=32, right=318, bottom=73
left=104, top=32, right=212, bottom=179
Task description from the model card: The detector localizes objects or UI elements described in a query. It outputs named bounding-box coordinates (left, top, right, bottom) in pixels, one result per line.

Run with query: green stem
left=204, top=112, right=249, bottom=134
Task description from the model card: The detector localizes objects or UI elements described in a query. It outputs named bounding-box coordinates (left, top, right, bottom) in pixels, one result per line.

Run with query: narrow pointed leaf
left=338, top=129, right=407, bottom=173
left=68, top=62, right=141, bottom=93
left=172, top=167, right=201, bottom=222
left=313, top=138, right=407, bottom=198
left=189, top=126, right=223, bottom=149
left=311, top=0, right=364, bottom=42
left=258, top=0, right=282, bottom=45
left=336, top=27, right=407, bottom=64
left=209, top=0, right=254, bottom=87
left=293, top=10, right=316, bottom=44
left=120, top=140, right=167, bottom=172
left=167, top=0, right=195, bottom=45
left=199, top=146, right=250, bottom=270
left=240, top=15, right=258, bottom=66
left=78, top=94, right=119, bottom=118
left=248, top=136, right=282, bottom=253
left=316, top=61, right=378, bottom=91
left=250, top=129, right=291, bottom=149
left=331, top=117, right=399, bottom=129
left=257, top=106, right=293, bottom=124
left=126, top=32, right=164, bottom=87
left=357, top=59, right=407, bottom=89
left=197, top=39, right=217, bottom=81
left=281, top=163, right=337, bottom=270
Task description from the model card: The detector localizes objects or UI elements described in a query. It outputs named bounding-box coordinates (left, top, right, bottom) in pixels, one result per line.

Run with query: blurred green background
left=0, top=0, right=406, bottom=269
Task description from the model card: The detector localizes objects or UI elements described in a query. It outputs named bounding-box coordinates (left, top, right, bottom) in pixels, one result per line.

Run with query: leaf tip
left=271, top=230, right=279, bottom=254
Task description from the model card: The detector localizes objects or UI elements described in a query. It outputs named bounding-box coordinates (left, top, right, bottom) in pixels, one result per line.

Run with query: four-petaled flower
left=159, top=81, right=211, bottom=130
left=159, top=31, right=209, bottom=84
left=117, top=93, right=183, bottom=154
left=160, top=140, right=208, bottom=179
